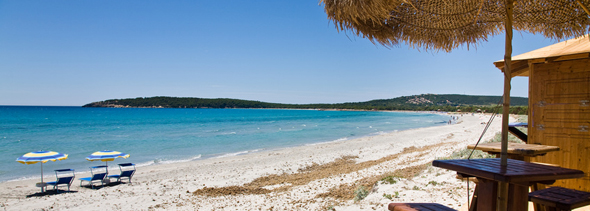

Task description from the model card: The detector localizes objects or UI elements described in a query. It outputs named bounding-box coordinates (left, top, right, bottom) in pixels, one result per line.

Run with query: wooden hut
left=494, top=35, right=590, bottom=191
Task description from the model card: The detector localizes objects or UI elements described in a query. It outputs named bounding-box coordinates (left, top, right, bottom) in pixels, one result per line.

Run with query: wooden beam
left=494, top=61, right=505, bottom=69
left=576, top=0, right=590, bottom=16
left=554, top=53, right=590, bottom=61
left=494, top=53, right=590, bottom=73
left=511, top=61, right=530, bottom=77
left=495, top=60, right=530, bottom=77
left=529, top=58, right=547, bottom=64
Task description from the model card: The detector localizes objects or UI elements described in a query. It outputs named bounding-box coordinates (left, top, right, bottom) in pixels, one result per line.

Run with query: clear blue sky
left=0, top=1, right=564, bottom=106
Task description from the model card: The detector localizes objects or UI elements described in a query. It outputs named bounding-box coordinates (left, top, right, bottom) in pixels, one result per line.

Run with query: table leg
left=508, top=183, right=529, bottom=211
left=531, top=180, right=554, bottom=211
left=469, top=185, right=479, bottom=211
left=476, top=178, right=497, bottom=211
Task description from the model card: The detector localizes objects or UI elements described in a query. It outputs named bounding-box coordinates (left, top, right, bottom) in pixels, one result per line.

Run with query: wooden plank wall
left=529, top=58, right=590, bottom=191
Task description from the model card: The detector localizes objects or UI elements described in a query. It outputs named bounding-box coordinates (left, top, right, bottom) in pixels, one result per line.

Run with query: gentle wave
left=305, top=137, right=349, bottom=146
left=137, top=154, right=203, bottom=167
left=213, top=149, right=264, bottom=158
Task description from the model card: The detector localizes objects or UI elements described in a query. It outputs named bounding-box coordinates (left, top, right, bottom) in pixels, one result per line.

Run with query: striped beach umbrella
left=16, top=151, right=68, bottom=192
left=86, top=150, right=129, bottom=173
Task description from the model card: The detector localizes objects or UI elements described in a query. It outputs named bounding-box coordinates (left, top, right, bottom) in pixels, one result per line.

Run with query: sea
left=0, top=106, right=450, bottom=182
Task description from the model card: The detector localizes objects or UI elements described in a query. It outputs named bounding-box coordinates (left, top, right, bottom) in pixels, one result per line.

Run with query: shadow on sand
left=26, top=189, right=78, bottom=198
left=26, top=181, right=131, bottom=197
left=78, top=181, right=130, bottom=190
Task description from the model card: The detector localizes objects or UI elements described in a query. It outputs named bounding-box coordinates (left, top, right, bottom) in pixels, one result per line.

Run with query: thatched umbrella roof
left=322, top=0, right=590, bottom=52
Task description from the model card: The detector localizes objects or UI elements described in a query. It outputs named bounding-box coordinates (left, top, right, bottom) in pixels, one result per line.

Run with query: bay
left=0, top=106, right=449, bottom=182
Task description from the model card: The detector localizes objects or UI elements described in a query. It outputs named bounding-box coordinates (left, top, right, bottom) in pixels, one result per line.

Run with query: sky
left=0, top=1, right=568, bottom=106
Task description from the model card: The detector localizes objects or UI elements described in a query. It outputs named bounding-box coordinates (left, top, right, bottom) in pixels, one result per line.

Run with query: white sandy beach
left=0, top=114, right=504, bottom=210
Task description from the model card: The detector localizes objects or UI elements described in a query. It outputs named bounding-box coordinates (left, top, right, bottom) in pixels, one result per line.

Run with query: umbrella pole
left=497, top=0, right=513, bottom=210
left=501, top=0, right=513, bottom=167
left=40, top=162, right=44, bottom=193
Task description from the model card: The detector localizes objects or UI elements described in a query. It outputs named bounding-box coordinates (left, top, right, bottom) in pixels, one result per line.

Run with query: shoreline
left=1, top=110, right=450, bottom=183
left=0, top=113, right=503, bottom=210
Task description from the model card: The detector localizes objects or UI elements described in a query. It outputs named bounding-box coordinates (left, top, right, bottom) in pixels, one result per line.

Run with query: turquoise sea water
left=0, top=106, right=449, bottom=182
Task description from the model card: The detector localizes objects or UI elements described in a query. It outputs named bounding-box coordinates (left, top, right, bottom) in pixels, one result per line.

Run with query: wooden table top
left=432, top=158, right=584, bottom=183
left=467, top=142, right=559, bottom=156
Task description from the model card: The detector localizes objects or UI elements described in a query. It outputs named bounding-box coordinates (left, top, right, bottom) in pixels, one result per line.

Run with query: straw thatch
left=321, top=0, right=590, bottom=51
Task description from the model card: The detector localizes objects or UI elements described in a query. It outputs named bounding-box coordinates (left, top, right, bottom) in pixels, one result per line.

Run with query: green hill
left=83, top=94, right=528, bottom=114
left=362, top=94, right=527, bottom=107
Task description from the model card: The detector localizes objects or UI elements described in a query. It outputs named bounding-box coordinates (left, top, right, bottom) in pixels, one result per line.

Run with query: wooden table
left=432, top=158, right=585, bottom=211
left=467, top=142, right=559, bottom=161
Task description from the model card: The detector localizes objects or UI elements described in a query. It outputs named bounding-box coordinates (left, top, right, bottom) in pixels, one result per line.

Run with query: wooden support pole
left=498, top=0, right=513, bottom=210
left=576, top=0, right=590, bottom=16
left=502, top=0, right=513, bottom=169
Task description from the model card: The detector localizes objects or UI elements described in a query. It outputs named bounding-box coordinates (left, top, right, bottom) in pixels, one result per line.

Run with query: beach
left=0, top=114, right=502, bottom=210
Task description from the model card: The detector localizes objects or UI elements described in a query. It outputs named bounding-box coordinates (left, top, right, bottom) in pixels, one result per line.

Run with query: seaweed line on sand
left=192, top=142, right=452, bottom=198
